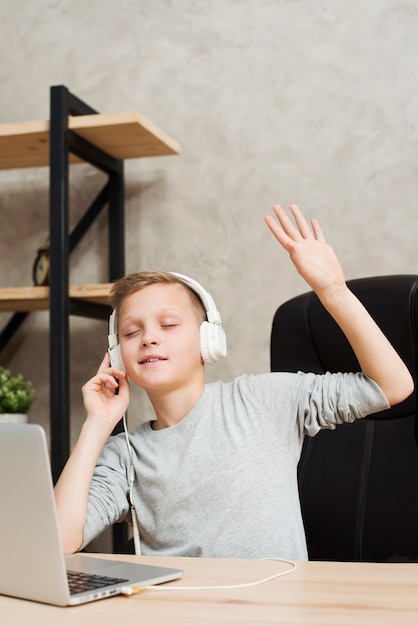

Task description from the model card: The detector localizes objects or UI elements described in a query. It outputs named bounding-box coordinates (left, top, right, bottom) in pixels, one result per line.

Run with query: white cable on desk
left=120, top=558, right=297, bottom=595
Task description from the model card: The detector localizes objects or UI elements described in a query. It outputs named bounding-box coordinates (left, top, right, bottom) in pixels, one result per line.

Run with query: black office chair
left=270, top=275, right=418, bottom=562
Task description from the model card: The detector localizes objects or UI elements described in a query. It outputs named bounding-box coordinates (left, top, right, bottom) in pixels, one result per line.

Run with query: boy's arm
left=54, top=353, right=129, bottom=554
left=265, top=204, right=414, bottom=406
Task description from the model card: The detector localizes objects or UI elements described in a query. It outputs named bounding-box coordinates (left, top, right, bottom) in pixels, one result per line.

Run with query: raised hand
left=265, top=203, right=413, bottom=406
left=265, top=204, right=346, bottom=297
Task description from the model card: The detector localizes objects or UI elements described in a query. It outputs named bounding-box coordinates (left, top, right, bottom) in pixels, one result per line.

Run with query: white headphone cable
left=120, top=558, right=297, bottom=595
left=123, top=412, right=141, bottom=556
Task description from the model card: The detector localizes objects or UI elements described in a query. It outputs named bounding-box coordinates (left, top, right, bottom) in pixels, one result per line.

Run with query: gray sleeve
left=295, top=371, right=390, bottom=437
left=81, top=435, right=131, bottom=549
left=241, top=371, right=390, bottom=440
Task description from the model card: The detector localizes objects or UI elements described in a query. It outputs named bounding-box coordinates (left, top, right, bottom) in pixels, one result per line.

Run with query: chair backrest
left=270, top=275, right=418, bottom=562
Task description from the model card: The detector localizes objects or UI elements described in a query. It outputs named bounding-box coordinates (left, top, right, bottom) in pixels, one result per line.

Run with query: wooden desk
left=1, top=554, right=418, bottom=625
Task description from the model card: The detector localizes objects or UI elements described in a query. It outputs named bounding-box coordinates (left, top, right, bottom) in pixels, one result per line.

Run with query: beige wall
left=0, top=0, right=417, bottom=443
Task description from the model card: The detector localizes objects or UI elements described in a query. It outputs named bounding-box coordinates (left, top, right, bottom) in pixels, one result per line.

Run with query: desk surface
left=1, top=554, right=418, bottom=625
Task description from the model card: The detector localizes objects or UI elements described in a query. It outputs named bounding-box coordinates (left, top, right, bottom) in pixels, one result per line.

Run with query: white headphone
left=108, top=272, right=227, bottom=369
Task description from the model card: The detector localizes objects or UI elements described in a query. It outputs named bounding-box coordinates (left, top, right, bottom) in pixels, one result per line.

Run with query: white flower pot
left=0, top=413, right=28, bottom=424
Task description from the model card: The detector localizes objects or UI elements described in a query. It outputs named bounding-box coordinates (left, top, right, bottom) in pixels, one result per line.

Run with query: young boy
left=55, top=204, right=413, bottom=560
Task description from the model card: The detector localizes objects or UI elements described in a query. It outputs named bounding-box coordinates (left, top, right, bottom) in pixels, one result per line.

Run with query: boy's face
left=118, top=282, right=204, bottom=394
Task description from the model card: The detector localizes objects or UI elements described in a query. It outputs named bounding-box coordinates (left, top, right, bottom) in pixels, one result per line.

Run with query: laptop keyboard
left=67, top=570, right=129, bottom=595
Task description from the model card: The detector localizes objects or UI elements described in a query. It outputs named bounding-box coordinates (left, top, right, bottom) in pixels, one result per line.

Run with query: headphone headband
left=169, top=272, right=222, bottom=324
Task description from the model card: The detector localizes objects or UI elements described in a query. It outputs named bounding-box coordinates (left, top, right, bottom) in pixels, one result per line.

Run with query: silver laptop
left=0, top=423, right=183, bottom=606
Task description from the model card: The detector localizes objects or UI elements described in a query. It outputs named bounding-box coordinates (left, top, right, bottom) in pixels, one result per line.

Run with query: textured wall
left=0, top=0, right=417, bottom=442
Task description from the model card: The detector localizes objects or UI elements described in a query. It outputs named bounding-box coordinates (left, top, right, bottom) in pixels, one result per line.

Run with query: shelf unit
left=0, top=86, right=180, bottom=486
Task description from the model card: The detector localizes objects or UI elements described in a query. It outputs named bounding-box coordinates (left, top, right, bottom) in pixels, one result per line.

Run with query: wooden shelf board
left=0, top=112, right=180, bottom=170
left=0, top=284, right=113, bottom=312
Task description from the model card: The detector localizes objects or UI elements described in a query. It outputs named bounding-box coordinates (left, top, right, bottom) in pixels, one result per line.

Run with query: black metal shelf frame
left=48, top=85, right=125, bottom=482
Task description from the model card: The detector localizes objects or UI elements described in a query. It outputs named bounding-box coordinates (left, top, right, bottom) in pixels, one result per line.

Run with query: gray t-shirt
left=82, top=371, right=388, bottom=559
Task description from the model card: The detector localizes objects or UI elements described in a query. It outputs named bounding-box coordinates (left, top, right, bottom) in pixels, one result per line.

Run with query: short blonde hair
left=110, top=270, right=206, bottom=324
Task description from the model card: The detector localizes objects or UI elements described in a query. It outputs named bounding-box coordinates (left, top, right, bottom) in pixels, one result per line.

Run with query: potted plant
left=0, top=366, right=35, bottom=424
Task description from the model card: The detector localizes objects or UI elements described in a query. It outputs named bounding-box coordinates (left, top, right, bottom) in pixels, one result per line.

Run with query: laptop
left=0, top=423, right=183, bottom=606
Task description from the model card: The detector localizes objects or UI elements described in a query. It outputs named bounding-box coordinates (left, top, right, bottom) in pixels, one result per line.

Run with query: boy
left=55, top=204, right=413, bottom=559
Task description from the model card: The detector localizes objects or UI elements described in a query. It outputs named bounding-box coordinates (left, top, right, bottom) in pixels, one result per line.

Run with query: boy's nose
left=141, top=333, right=159, bottom=347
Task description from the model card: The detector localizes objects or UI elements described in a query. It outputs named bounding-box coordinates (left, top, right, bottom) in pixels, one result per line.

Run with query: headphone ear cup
left=109, top=343, right=126, bottom=372
left=200, top=321, right=227, bottom=364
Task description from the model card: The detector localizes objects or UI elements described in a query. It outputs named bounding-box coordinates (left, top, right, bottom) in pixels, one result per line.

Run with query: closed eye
left=124, top=329, right=141, bottom=338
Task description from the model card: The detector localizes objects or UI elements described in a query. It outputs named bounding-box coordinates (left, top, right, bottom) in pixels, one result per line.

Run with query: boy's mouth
left=140, top=356, right=167, bottom=365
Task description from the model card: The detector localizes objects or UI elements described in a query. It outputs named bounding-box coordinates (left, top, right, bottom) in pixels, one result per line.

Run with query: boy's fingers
left=288, top=204, right=314, bottom=239
left=97, top=352, right=111, bottom=372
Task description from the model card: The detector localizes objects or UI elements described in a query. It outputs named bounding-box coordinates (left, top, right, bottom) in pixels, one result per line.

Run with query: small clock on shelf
left=32, top=243, right=50, bottom=286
